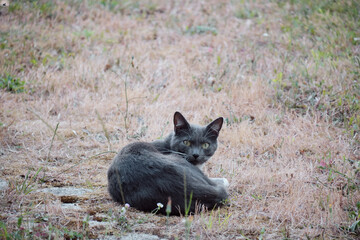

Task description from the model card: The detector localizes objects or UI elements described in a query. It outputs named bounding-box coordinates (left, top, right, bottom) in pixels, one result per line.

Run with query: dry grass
left=1, top=0, right=359, bottom=239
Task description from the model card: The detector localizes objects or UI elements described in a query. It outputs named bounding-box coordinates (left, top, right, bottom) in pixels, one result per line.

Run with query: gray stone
left=88, top=220, right=110, bottom=227
left=95, top=233, right=167, bottom=240
left=0, top=179, right=8, bottom=191
left=121, top=233, right=166, bottom=240
left=37, top=187, right=93, bottom=196
left=61, top=203, right=82, bottom=210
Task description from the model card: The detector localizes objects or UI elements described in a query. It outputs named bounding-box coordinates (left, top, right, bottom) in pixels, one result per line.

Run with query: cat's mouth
left=187, top=156, right=207, bottom=166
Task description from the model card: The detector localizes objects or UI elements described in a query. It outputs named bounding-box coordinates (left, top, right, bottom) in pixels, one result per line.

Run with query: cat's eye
left=183, top=140, right=191, bottom=146
left=202, top=143, right=210, bottom=149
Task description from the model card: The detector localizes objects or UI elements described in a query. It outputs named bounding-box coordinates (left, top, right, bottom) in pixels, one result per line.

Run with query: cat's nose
left=193, top=154, right=199, bottom=159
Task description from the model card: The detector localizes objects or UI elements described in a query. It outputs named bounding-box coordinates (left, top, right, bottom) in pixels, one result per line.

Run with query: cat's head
left=170, top=112, right=223, bottom=167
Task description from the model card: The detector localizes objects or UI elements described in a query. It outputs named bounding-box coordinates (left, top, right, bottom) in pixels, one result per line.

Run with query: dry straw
left=0, top=0, right=359, bottom=239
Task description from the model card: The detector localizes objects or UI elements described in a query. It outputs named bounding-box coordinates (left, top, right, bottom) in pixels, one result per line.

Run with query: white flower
left=125, top=203, right=130, bottom=208
left=157, top=203, right=164, bottom=209
left=120, top=207, right=126, bottom=215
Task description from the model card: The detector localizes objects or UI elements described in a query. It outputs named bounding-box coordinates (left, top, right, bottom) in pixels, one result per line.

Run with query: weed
left=218, top=210, right=232, bottom=230
left=0, top=217, right=24, bottom=240
left=349, top=202, right=360, bottom=234
left=62, top=227, right=84, bottom=239
left=258, top=227, right=266, bottom=240
left=166, top=197, right=172, bottom=219
left=318, top=156, right=360, bottom=193
left=251, top=194, right=263, bottom=201
left=0, top=215, right=59, bottom=239
left=157, top=121, right=170, bottom=139
left=16, top=167, right=43, bottom=195
left=186, top=26, right=218, bottom=36
left=111, top=204, right=131, bottom=230
left=182, top=170, right=194, bottom=239
left=0, top=74, right=25, bottom=93
left=235, top=8, right=259, bottom=19
left=203, top=208, right=232, bottom=232
left=124, top=71, right=130, bottom=132
left=27, top=108, right=64, bottom=142
left=8, top=1, right=21, bottom=13
left=46, top=122, right=59, bottom=162
left=96, top=110, right=112, bottom=151
left=8, top=0, right=55, bottom=18
left=99, top=0, right=139, bottom=13
left=151, top=202, right=164, bottom=215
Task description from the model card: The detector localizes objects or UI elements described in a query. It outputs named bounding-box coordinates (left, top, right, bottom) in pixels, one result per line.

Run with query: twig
left=27, top=108, right=64, bottom=142
left=95, top=109, right=112, bottom=151
left=46, top=122, right=59, bottom=162
left=51, top=151, right=117, bottom=179
left=124, top=78, right=129, bottom=132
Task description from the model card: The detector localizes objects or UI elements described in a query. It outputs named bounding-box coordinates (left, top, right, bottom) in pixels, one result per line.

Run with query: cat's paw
left=211, top=177, right=229, bottom=188
left=221, top=178, right=229, bottom=188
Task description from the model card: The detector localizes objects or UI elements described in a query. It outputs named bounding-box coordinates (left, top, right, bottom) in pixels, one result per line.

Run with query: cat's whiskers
left=166, top=150, right=187, bottom=157
left=157, top=147, right=187, bottom=157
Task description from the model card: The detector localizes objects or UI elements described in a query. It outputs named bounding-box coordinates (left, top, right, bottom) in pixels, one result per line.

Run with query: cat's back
left=108, top=142, right=187, bottom=180
left=111, top=141, right=181, bottom=166
left=119, top=141, right=157, bottom=156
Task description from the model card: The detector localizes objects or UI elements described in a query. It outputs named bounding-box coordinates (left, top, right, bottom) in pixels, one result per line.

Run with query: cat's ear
left=206, top=117, right=223, bottom=139
left=174, top=112, right=190, bottom=135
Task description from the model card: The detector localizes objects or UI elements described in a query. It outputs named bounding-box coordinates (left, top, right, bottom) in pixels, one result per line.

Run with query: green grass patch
left=271, top=0, right=360, bottom=138
left=0, top=74, right=25, bottom=93
left=186, top=25, right=218, bottom=36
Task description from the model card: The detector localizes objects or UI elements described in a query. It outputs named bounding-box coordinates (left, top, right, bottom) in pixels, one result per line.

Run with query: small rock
left=0, top=179, right=8, bottom=191
left=37, top=187, right=93, bottom=196
left=88, top=220, right=112, bottom=230
left=121, top=233, right=166, bottom=240
left=61, top=203, right=82, bottom=210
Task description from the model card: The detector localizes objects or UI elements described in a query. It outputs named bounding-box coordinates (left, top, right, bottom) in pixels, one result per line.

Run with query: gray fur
left=107, top=112, right=228, bottom=215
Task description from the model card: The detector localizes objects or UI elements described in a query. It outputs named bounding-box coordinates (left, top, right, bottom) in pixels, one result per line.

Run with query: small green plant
left=235, top=8, right=259, bottom=19
left=349, top=202, right=360, bottom=234
left=96, top=110, right=112, bottom=151
left=99, top=0, right=122, bottom=12
left=0, top=216, right=25, bottom=240
left=204, top=208, right=232, bottom=231
left=151, top=202, right=164, bottom=215
left=186, top=26, right=218, bottom=36
left=46, top=122, right=59, bottom=162
left=251, top=193, right=263, bottom=200
left=0, top=74, right=25, bottom=93
left=258, top=227, right=266, bottom=240
left=318, top=156, right=359, bottom=193
left=62, top=227, right=84, bottom=239
left=27, top=108, right=64, bottom=142
left=218, top=210, right=232, bottom=230
left=16, top=167, right=43, bottom=195
left=116, top=203, right=130, bottom=228
left=183, top=171, right=193, bottom=240
left=82, top=215, right=90, bottom=239
left=166, top=197, right=172, bottom=223
left=8, top=1, right=21, bottom=13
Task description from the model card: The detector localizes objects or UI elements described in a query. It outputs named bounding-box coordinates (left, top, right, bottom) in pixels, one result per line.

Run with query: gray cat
left=107, top=112, right=228, bottom=215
